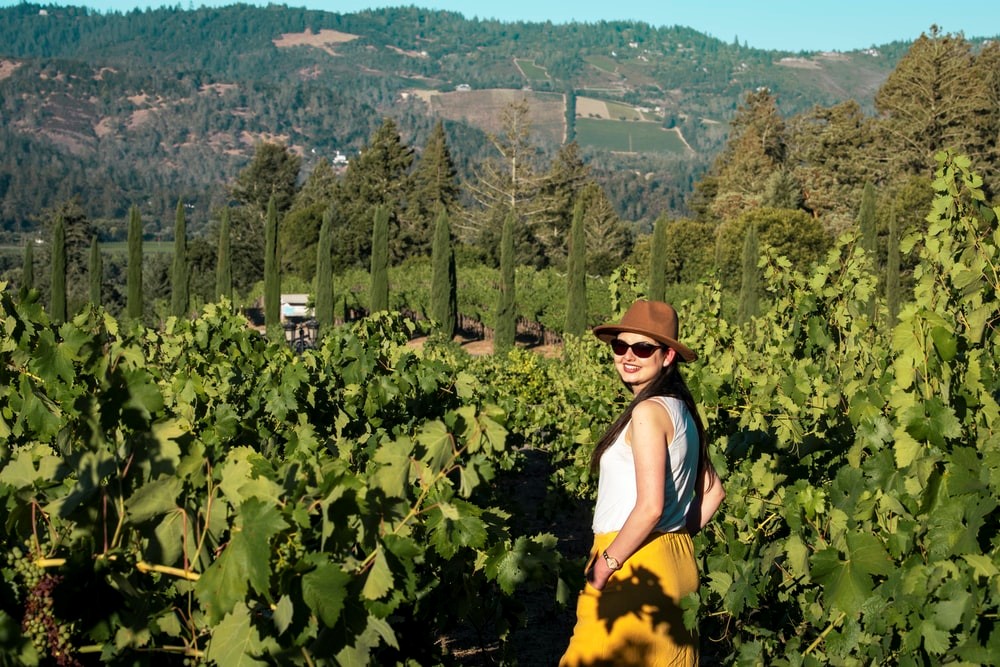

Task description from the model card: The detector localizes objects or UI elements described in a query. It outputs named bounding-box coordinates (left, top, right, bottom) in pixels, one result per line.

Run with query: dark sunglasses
left=609, top=339, right=664, bottom=358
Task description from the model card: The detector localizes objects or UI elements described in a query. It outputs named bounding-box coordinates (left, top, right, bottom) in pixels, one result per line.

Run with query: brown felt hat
left=592, top=300, right=697, bottom=362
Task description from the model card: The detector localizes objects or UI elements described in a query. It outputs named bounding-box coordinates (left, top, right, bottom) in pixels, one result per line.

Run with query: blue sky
left=3, top=0, right=999, bottom=52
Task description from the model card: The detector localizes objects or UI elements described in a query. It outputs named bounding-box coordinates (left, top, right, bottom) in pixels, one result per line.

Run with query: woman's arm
left=685, top=463, right=725, bottom=536
left=587, top=399, right=672, bottom=591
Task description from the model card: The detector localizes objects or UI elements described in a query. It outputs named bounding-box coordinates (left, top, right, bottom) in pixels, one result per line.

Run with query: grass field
left=428, top=88, right=565, bottom=144
left=514, top=58, right=549, bottom=82
left=575, top=118, right=688, bottom=154
left=584, top=54, right=618, bottom=74
left=604, top=100, right=642, bottom=121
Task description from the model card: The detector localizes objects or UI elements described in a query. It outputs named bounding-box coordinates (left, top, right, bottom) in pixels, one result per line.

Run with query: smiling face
left=611, top=332, right=677, bottom=394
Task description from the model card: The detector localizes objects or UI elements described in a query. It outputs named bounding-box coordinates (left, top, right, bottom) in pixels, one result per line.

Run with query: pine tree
left=89, top=236, right=102, bottom=307
left=579, top=182, right=630, bottom=275
left=369, top=204, right=390, bottom=313
left=874, top=27, right=989, bottom=176
left=50, top=213, right=66, bottom=322
left=215, top=207, right=233, bottom=304
left=494, top=211, right=517, bottom=354
left=127, top=205, right=143, bottom=321
left=337, top=118, right=414, bottom=267
left=539, top=141, right=591, bottom=266
left=315, top=205, right=335, bottom=335
left=463, top=100, right=550, bottom=264
left=648, top=216, right=668, bottom=302
left=407, top=121, right=458, bottom=257
left=565, top=198, right=587, bottom=336
left=430, top=207, right=457, bottom=341
left=264, top=196, right=281, bottom=337
left=170, top=198, right=189, bottom=318
left=708, top=88, right=787, bottom=220
left=21, top=240, right=34, bottom=292
left=737, top=222, right=760, bottom=325
left=762, top=169, right=803, bottom=209
left=886, top=206, right=901, bottom=328
left=229, top=142, right=301, bottom=292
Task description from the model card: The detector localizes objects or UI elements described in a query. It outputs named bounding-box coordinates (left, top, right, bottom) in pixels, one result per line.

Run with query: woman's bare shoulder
left=631, top=397, right=673, bottom=424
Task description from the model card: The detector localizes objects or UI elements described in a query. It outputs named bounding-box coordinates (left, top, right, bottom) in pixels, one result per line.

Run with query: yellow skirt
left=559, top=530, right=699, bottom=667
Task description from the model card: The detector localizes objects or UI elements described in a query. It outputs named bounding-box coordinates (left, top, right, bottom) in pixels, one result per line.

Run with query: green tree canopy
left=715, top=207, right=831, bottom=287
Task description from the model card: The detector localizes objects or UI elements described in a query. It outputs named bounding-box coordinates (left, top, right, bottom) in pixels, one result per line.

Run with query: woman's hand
left=586, top=555, right=615, bottom=591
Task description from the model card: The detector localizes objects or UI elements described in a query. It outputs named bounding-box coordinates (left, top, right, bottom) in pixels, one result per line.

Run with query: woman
left=560, top=300, right=725, bottom=667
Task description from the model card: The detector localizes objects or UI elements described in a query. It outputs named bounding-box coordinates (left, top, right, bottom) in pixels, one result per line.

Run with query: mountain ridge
left=0, top=3, right=937, bottom=233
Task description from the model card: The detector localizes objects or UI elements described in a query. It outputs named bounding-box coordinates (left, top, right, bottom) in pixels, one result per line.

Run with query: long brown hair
left=590, top=361, right=712, bottom=486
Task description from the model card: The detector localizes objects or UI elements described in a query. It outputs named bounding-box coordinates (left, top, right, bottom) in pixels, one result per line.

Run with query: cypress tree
left=886, top=206, right=901, bottom=328
left=50, top=213, right=66, bottom=322
left=369, top=205, right=389, bottom=313
left=565, top=87, right=577, bottom=144
left=430, top=207, right=457, bottom=340
left=89, top=236, right=102, bottom=307
left=215, top=207, right=232, bottom=304
left=170, top=198, right=189, bottom=318
left=565, top=198, right=587, bottom=336
left=127, top=205, right=143, bottom=321
left=315, top=205, right=335, bottom=335
left=858, top=180, right=877, bottom=258
left=22, top=240, right=34, bottom=292
left=858, top=181, right=878, bottom=320
left=494, top=211, right=517, bottom=354
left=264, top=196, right=280, bottom=336
left=648, top=215, right=668, bottom=302
left=737, top=222, right=760, bottom=325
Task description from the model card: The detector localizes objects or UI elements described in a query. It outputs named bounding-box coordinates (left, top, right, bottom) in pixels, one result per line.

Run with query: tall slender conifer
left=89, top=236, right=102, bottom=307
left=648, top=215, right=668, bottom=302
left=737, top=222, right=760, bottom=325
left=127, top=205, right=143, bottom=321
left=886, top=206, right=901, bottom=327
left=170, top=198, right=189, bottom=318
left=565, top=198, right=587, bottom=336
left=215, top=208, right=232, bottom=304
left=430, top=207, right=457, bottom=340
left=315, top=205, right=335, bottom=335
left=22, top=241, right=34, bottom=292
left=264, top=196, right=280, bottom=336
left=494, top=212, right=517, bottom=354
left=50, top=214, right=66, bottom=322
left=370, top=205, right=389, bottom=312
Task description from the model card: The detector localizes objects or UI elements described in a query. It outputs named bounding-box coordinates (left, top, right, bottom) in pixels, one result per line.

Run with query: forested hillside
left=0, top=1, right=914, bottom=237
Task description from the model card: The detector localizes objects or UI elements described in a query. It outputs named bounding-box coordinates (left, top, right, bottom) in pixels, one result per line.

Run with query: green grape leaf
left=301, top=560, right=350, bottom=627
left=892, top=428, right=923, bottom=468
left=920, top=618, right=951, bottom=655
left=929, top=326, right=957, bottom=361
left=962, top=554, right=999, bottom=579
left=31, top=329, right=75, bottom=384
left=416, top=419, right=453, bottom=473
left=18, top=375, right=61, bottom=438
left=784, top=535, right=810, bottom=580
left=0, top=444, right=62, bottom=489
left=204, top=601, right=268, bottom=667
left=273, top=594, right=294, bottom=635
left=362, top=546, right=393, bottom=600
left=196, top=499, right=285, bottom=621
left=933, top=591, right=970, bottom=631
left=810, top=532, right=891, bottom=615
left=335, top=613, right=399, bottom=665
left=125, top=475, right=182, bottom=524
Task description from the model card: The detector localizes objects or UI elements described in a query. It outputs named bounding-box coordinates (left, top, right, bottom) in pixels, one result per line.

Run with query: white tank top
left=592, top=395, right=699, bottom=534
